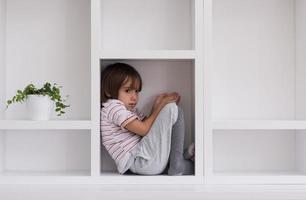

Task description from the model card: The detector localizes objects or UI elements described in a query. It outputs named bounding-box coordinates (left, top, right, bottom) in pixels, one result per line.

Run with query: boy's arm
left=125, top=93, right=179, bottom=136
left=124, top=108, right=161, bottom=136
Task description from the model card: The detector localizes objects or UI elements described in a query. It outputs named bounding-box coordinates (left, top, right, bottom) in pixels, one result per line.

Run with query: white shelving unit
left=207, top=0, right=306, bottom=184
left=97, top=0, right=204, bottom=184
left=0, top=0, right=205, bottom=184
left=0, top=0, right=92, bottom=183
left=1, top=0, right=306, bottom=186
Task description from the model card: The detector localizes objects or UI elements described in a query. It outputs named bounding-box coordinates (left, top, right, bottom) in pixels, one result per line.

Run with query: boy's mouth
left=129, top=103, right=136, bottom=107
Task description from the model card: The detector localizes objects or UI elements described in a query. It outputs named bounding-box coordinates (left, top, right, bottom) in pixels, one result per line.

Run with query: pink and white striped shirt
left=101, top=99, right=145, bottom=174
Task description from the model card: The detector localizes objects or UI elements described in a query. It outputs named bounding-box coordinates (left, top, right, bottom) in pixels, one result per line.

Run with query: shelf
left=0, top=170, right=90, bottom=177
left=212, top=120, right=306, bottom=130
left=0, top=120, right=92, bottom=130
left=100, top=50, right=196, bottom=60
left=214, top=170, right=304, bottom=176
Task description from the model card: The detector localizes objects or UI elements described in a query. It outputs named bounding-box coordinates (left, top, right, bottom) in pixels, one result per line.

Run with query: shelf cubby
left=100, top=0, right=195, bottom=50
left=100, top=59, right=196, bottom=175
left=208, top=0, right=306, bottom=184
left=213, top=129, right=306, bottom=177
left=0, top=130, right=91, bottom=177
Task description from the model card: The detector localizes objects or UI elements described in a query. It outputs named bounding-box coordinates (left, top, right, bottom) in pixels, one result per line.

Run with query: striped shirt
left=101, top=99, right=145, bottom=174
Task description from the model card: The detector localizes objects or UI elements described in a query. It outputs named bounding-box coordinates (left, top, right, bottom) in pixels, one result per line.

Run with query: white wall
left=295, top=0, right=306, bottom=173
left=213, top=0, right=296, bottom=171
left=100, top=0, right=192, bottom=50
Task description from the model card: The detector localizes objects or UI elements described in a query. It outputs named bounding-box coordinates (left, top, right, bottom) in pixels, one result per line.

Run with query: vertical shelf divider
left=91, top=0, right=101, bottom=177
left=203, top=0, right=214, bottom=182
left=194, top=0, right=205, bottom=180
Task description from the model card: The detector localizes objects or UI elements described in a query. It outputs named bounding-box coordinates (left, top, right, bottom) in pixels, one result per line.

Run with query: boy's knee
left=162, top=102, right=178, bottom=124
left=163, top=102, right=177, bottom=112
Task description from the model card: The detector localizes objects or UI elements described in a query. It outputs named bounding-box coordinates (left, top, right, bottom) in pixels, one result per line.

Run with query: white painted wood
left=0, top=132, right=4, bottom=172
left=1, top=0, right=92, bottom=180
left=0, top=0, right=6, bottom=173
left=100, top=50, right=196, bottom=60
left=0, top=120, right=91, bottom=130
left=0, top=0, right=5, bottom=120
left=203, top=0, right=213, bottom=181
left=210, top=0, right=306, bottom=184
left=0, top=174, right=202, bottom=185
left=213, top=120, right=306, bottom=130
left=100, top=0, right=193, bottom=50
left=0, top=170, right=90, bottom=177
left=295, top=0, right=306, bottom=174
left=2, top=185, right=306, bottom=200
left=206, top=174, right=306, bottom=185
left=5, top=0, right=306, bottom=186
left=194, top=0, right=204, bottom=179
left=91, top=0, right=101, bottom=177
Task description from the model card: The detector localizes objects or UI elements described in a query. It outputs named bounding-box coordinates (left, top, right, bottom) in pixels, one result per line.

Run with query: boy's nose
left=131, top=93, right=137, bottom=100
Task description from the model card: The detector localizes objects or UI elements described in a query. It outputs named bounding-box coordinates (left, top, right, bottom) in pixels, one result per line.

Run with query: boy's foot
left=183, top=143, right=195, bottom=161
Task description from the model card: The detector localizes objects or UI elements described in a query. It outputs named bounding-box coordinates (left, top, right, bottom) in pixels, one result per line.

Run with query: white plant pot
left=26, top=95, right=54, bottom=120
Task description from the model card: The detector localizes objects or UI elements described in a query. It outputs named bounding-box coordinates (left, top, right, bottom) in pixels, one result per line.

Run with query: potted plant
left=6, top=82, right=69, bottom=120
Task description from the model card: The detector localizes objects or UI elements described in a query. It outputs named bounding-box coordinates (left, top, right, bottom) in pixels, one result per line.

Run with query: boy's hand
left=165, top=92, right=180, bottom=105
left=152, top=92, right=180, bottom=112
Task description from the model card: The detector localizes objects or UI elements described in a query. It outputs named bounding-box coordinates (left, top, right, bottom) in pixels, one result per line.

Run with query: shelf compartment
left=0, top=120, right=92, bottom=130
left=0, top=130, right=91, bottom=177
left=100, top=59, right=196, bottom=175
left=213, top=129, right=306, bottom=178
left=101, top=50, right=196, bottom=60
left=100, top=0, right=194, bottom=50
left=213, top=120, right=306, bottom=130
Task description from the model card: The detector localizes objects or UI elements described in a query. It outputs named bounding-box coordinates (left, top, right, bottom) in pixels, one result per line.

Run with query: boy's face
left=118, top=78, right=140, bottom=110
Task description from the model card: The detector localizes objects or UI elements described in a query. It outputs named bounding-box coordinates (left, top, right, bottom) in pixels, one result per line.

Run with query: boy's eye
left=125, top=89, right=140, bottom=93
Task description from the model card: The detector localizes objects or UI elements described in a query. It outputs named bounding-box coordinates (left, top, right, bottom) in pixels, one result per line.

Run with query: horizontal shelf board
left=100, top=50, right=196, bottom=60
left=0, top=120, right=92, bottom=130
left=207, top=171, right=306, bottom=184
left=99, top=172, right=202, bottom=184
left=214, top=170, right=304, bottom=176
left=0, top=170, right=90, bottom=177
left=212, top=120, right=306, bottom=130
left=0, top=171, right=202, bottom=184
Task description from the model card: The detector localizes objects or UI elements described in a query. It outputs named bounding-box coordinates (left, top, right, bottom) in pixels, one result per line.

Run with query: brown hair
left=101, top=63, right=142, bottom=104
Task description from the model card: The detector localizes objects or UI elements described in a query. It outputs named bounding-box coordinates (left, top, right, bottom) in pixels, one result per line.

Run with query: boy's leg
left=168, top=107, right=194, bottom=175
left=168, top=107, right=185, bottom=175
left=130, top=103, right=178, bottom=175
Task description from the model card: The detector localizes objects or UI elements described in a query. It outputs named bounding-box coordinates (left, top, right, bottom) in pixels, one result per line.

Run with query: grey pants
left=129, top=103, right=178, bottom=175
left=129, top=103, right=194, bottom=175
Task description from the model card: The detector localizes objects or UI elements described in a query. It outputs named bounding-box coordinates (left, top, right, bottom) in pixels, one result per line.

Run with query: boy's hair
left=101, top=63, right=142, bottom=104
